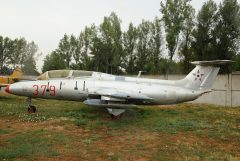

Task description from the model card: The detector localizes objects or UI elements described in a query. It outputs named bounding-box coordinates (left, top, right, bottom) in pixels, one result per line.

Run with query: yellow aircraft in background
left=0, top=68, right=23, bottom=88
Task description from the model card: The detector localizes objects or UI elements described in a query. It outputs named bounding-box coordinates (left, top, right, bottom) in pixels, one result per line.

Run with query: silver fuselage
left=8, top=76, right=204, bottom=105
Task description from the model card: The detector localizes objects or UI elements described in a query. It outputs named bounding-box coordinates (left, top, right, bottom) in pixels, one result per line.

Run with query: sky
left=0, top=0, right=224, bottom=71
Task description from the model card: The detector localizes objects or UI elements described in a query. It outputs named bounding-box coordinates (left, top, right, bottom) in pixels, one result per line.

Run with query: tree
left=122, top=23, right=138, bottom=74
left=135, top=20, right=152, bottom=72
left=160, top=0, right=192, bottom=61
left=42, top=51, right=66, bottom=72
left=0, top=36, right=14, bottom=72
left=72, top=25, right=97, bottom=70
left=160, top=0, right=192, bottom=75
left=214, top=0, right=240, bottom=61
left=81, top=25, right=97, bottom=70
left=91, top=12, right=123, bottom=73
left=0, top=36, right=39, bottom=74
left=70, top=34, right=81, bottom=69
left=191, top=0, right=218, bottom=61
left=22, top=42, right=38, bottom=75
left=91, top=36, right=106, bottom=72
left=179, top=3, right=195, bottom=73
left=57, top=34, right=72, bottom=69
left=148, top=17, right=163, bottom=74
left=10, top=38, right=27, bottom=68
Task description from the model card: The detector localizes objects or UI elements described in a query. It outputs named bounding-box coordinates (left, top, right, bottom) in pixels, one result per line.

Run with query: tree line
left=42, top=0, right=240, bottom=74
left=0, top=36, right=39, bottom=75
left=1, top=0, right=240, bottom=75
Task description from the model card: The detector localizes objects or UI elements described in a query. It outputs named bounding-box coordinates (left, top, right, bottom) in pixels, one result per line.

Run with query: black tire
left=28, top=105, right=37, bottom=113
left=27, top=107, right=31, bottom=113
left=31, top=105, right=36, bottom=113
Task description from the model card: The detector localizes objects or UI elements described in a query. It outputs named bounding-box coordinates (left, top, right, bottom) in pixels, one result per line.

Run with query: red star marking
left=192, top=70, right=204, bottom=81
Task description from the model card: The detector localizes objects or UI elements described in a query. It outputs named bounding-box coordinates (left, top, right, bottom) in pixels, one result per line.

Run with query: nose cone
left=5, top=85, right=10, bottom=93
left=6, top=82, right=31, bottom=97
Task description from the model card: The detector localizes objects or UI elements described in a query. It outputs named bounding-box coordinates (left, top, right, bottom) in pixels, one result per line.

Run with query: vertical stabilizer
left=180, top=60, right=233, bottom=90
left=10, top=68, right=23, bottom=79
left=184, top=65, right=219, bottom=90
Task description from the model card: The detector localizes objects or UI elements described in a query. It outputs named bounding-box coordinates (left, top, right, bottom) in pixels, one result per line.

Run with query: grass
left=0, top=93, right=240, bottom=160
left=0, top=129, right=59, bottom=159
left=0, top=128, right=11, bottom=134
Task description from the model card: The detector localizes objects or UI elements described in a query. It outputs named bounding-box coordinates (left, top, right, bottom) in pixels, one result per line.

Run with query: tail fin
left=181, top=60, right=233, bottom=90
left=10, top=67, right=23, bottom=79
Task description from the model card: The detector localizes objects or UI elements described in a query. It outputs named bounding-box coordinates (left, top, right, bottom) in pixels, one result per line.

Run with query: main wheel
left=28, top=105, right=37, bottom=113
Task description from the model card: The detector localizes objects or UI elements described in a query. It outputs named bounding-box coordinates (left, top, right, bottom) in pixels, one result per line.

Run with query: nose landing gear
left=26, top=97, right=37, bottom=113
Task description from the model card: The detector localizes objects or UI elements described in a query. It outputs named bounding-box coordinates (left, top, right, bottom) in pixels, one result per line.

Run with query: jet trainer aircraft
left=5, top=60, right=232, bottom=116
left=0, top=67, right=23, bottom=89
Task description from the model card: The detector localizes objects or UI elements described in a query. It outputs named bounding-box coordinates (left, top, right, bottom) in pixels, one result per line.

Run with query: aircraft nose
left=5, top=85, right=10, bottom=93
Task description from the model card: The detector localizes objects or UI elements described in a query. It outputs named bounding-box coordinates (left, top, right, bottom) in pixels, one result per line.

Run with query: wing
left=84, top=87, right=153, bottom=108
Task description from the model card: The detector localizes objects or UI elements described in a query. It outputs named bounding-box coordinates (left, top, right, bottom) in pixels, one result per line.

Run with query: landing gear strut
left=26, top=97, right=36, bottom=113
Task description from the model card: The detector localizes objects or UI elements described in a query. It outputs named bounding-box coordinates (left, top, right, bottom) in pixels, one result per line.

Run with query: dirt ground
left=0, top=94, right=240, bottom=160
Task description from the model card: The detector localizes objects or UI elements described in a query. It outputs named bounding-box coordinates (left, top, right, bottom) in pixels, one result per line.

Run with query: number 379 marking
left=33, top=85, right=56, bottom=96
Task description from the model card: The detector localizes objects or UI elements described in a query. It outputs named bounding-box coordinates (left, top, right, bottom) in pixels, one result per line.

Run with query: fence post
left=226, top=73, right=232, bottom=107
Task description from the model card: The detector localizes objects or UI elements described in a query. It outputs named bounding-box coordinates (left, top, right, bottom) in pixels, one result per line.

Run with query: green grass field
left=0, top=93, right=240, bottom=161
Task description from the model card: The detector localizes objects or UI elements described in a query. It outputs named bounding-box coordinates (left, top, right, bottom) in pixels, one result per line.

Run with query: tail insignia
left=192, top=70, right=204, bottom=81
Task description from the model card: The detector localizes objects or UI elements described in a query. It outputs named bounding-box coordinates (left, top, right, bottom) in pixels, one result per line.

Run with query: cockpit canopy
left=37, top=70, right=113, bottom=80
left=37, top=70, right=94, bottom=80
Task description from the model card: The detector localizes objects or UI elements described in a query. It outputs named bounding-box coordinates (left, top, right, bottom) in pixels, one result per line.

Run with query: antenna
left=137, top=71, right=146, bottom=78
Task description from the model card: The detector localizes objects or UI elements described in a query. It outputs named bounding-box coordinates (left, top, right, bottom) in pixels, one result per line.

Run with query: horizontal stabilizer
left=191, top=60, right=234, bottom=66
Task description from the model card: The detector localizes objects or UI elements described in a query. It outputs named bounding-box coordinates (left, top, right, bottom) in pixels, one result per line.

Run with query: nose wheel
left=26, top=98, right=37, bottom=113
left=28, top=105, right=36, bottom=113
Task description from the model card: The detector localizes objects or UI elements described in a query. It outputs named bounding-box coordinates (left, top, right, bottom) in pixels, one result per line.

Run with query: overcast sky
left=0, top=0, right=225, bottom=71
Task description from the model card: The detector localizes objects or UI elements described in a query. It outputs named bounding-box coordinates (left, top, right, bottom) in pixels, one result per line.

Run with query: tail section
left=180, top=60, right=233, bottom=90
left=184, top=65, right=219, bottom=90
left=10, top=67, right=23, bottom=79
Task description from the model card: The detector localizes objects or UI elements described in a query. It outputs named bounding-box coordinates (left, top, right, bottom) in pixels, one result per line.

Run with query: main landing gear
left=26, top=97, right=36, bottom=113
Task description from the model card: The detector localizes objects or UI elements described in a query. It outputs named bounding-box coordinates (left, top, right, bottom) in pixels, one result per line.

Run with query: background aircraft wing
left=0, top=84, right=9, bottom=88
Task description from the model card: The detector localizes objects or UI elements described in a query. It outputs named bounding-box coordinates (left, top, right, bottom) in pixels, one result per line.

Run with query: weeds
left=0, top=129, right=59, bottom=159
left=0, top=128, right=11, bottom=134
left=0, top=94, right=240, bottom=160
left=75, top=118, right=87, bottom=127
